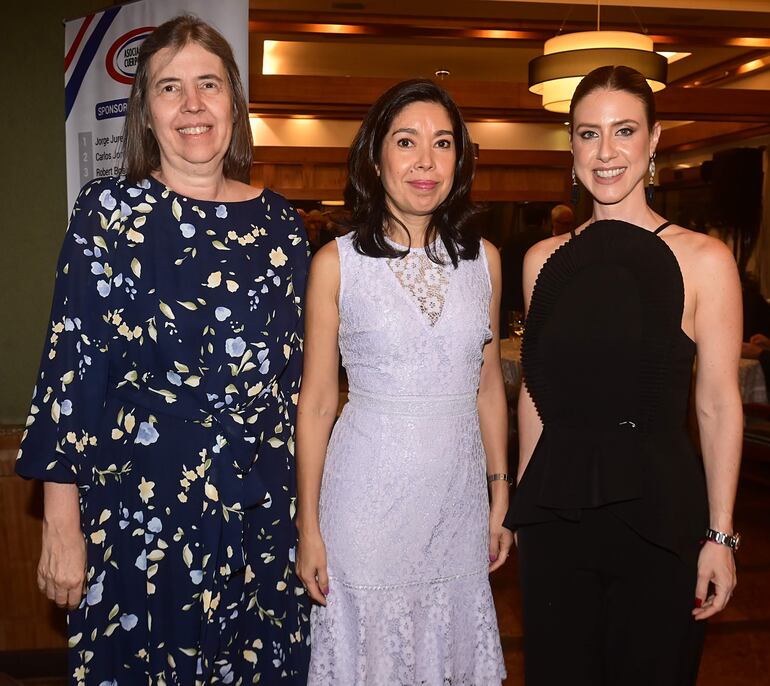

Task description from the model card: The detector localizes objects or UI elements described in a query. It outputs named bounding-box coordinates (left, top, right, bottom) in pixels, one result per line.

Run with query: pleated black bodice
left=505, top=220, right=708, bottom=558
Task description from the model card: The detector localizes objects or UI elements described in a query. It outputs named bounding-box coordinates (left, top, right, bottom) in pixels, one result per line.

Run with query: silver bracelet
left=487, top=473, right=514, bottom=486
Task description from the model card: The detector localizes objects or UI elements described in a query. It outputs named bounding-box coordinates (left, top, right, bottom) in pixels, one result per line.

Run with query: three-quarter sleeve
left=16, top=179, right=116, bottom=484
left=283, top=205, right=310, bottom=409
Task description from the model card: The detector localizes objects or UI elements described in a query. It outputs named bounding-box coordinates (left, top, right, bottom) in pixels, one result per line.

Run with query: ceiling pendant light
left=528, top=2, right=668, bottom=113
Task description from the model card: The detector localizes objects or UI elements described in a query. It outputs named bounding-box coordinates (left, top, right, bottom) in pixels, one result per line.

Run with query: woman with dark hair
left=16, top=14, right=310, bottom=684
left=505, top=65, right=741, bottom=685
left=296, top=79, right=510, bottom=683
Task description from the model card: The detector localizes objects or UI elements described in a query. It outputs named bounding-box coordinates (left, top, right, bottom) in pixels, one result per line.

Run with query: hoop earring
left=646, top=155, right=656, bottom=203
left=571, top=167, right=579, bottom=206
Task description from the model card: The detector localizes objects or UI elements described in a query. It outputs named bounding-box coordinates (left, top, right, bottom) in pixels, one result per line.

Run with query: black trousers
left=517, top=508, right=705, bottom=686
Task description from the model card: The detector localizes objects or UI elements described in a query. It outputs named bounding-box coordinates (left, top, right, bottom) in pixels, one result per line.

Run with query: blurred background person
left=500, top=204, right=550, bottom=317
left=550, top=203, right=575, bottom=236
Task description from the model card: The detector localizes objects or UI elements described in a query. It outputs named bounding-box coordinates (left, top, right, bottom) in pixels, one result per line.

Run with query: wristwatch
left=705, top=528, right=741, bottom=551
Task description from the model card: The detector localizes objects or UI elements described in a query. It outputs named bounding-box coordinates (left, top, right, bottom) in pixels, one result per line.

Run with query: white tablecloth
left=738, top=358, right=769, bottom=404
left=499, top=337, right=769, bottom=405
left=500, top=337, right=523, bottom=392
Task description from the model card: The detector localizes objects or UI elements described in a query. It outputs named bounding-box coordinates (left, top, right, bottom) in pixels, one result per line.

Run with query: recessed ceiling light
left=657, top=51, right=692, bottom=64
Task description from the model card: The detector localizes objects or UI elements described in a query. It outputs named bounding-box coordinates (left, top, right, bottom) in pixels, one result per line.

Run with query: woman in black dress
left=505, top=66, right=742, bottom=685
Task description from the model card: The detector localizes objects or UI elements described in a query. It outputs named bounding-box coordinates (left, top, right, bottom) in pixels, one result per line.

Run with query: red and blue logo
left=105, top=26, right=155, bottom=84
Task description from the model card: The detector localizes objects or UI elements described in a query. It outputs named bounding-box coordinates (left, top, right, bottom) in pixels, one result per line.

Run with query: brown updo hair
left=568, top=65, right=656, bottom=134
left=122, top=14, right=253, bottom=183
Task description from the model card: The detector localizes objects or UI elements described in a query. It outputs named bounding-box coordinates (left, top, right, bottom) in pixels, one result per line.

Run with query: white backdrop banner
left=64, top=0, right=248, bottom=213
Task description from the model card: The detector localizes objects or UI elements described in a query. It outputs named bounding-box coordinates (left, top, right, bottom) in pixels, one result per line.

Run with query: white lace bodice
left=385, top=243, right=452, bottom=327
left=337, top=234, right=492, bottom=399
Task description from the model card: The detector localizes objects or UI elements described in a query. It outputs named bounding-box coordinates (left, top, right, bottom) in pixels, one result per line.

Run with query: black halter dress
left=505, top=219, right=708, bottom=559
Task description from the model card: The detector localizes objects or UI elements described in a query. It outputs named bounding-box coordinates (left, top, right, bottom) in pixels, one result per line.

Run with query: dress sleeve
left=289, top=207, right=310, bottom=370
left=15, top=179, right=117, bottom=484
left=283, top=205, right=311, bottom=415
left=291, top=213, right=310, bottom=336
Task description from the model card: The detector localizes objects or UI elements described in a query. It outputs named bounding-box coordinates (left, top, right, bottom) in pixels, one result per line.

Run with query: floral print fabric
left=16, top=175, right=310, bottom=684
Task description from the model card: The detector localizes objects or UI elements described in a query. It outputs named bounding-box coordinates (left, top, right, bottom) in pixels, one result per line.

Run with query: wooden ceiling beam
left=248, top=10, right=770, bottom=49
left=658, top=121, right=770, bottom=154
left=249, top=74, right=564, bottom=122
left=669, top=50, right=770, bottom=88
left=250, top=75, right=770, bottom=123
left=655, top=86, right=770, bottom=122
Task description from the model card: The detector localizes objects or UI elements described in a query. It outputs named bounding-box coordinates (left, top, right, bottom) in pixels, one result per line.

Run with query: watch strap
left=705, top=528, right=740, bottom=551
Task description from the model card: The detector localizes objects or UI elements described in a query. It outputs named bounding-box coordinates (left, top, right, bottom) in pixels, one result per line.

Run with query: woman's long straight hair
left=343, top=79, right=481, bottom=266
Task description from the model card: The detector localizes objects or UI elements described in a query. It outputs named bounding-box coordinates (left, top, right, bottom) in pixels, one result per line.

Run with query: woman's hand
left=692, top=541, right=737, bottom=620
left=749, top=333, right=770, bottom=349
left=296, top=529, right=330, bottom=605
left=38, top=482, right=86, bottom=610
left=38, top=517, right=86, bottom=610
left=488, top=511, right=514, bottom=573
left=741, top=341, right=763, bottom=360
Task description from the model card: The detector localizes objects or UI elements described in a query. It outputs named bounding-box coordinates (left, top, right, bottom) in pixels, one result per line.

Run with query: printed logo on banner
left=105, top=26, right=155, bottom=84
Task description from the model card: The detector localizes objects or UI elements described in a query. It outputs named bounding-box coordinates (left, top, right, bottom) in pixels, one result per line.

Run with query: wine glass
left=508, top=310, right=525, bottom=339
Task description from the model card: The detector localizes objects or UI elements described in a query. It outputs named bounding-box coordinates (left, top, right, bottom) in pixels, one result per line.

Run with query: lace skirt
left=308, top=394, right=506, bottom=685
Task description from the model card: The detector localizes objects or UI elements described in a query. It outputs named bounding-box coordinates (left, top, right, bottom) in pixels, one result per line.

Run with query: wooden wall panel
left=251, top=162, right=347, bottom=200
left=249, top=148, right=571, bottom=203
left=0, top=431, right=66, bottom=651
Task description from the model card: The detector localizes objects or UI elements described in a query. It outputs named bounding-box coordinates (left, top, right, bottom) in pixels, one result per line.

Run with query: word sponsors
left=95, top=98, right=128, bottom=120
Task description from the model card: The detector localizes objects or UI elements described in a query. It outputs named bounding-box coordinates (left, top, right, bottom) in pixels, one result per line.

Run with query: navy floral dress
left=16, top=175, right=311, bottom=685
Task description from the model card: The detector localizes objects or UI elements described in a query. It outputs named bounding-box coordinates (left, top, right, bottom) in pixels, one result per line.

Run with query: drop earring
left=646, top=155, right=656, bottom=203
left=571, top=167, right=579, bottom=206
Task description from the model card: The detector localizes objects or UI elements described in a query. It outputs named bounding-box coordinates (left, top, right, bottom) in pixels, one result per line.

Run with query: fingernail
left=323, top=586, right=330, bottom=595
left=489, top=555, right=498, bottom=562
left=694, top=597, right=703, bottom=608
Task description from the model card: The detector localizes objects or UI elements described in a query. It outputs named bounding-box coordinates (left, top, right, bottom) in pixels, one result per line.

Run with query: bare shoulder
left=310, top=239, right=340, bottom=274
left=480, top=239, right=502, bottom=291
left=305, top=240, right=341, bottom=306
left=481, top=237, right=501, bottom=265
left=665, top=225, right=737, bottom=274
left=524, top=234, right=569, bottom=272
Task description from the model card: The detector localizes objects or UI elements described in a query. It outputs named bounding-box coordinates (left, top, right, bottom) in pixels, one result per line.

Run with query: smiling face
left=571, top=88, right=661, bottom=210
left=378, top=100, right=457, bottom=234
left=146, top=41, right=233, bottom=178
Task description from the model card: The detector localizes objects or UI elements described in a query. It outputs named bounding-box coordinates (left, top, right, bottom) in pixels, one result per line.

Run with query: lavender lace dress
left=308, top=234, right=506, bottom=685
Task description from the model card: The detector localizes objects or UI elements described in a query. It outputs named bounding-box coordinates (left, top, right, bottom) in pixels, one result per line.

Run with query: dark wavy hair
left=122, top=14, right=253, bottom=183
left=569, top=65, right=656, bottom=134
left=344, top=79, right=480, bottom=266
